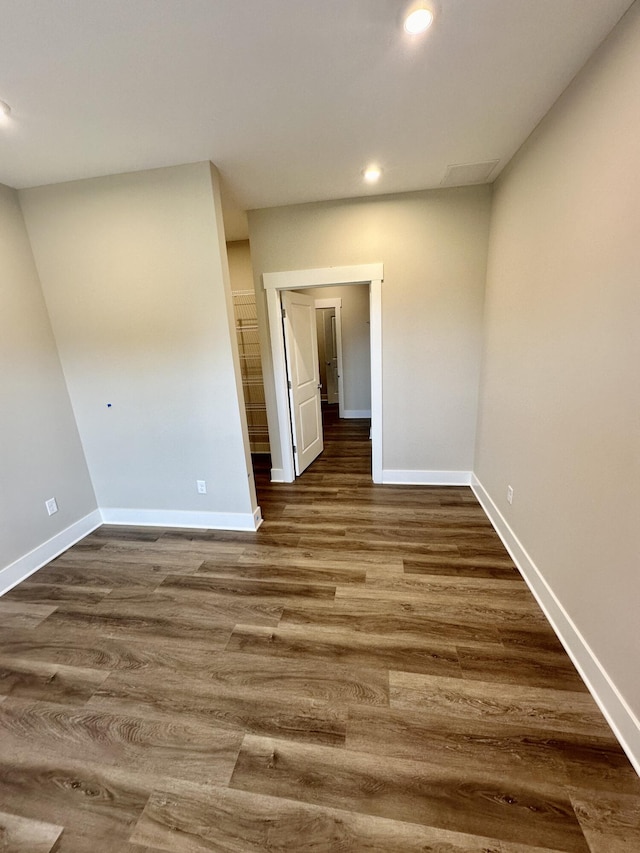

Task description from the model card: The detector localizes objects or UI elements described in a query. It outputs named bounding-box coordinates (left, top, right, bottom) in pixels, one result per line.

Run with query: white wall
left=20, top=163, right=258, bottom=528
left=475, top=4, right=640, bottom=762
left=248, top=186, right=492, bottom=480
left=0, top=183, right=97, bottom=578
left=304, top=284, right=371, bottom=415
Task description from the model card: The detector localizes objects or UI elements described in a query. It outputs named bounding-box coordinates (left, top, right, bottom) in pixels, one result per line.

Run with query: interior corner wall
left=301, top=284, right=371, bottom=415
left=227, top=240, right=255, bottom=292
left=0, top=183, right=97, bottom=578
left=475, top=4, right=640, bottom=759
left=248, top=186, right=492, bottom=479
left=19, top=162, right=257, bottom=527
left=208, top=164, right=259, bottom=509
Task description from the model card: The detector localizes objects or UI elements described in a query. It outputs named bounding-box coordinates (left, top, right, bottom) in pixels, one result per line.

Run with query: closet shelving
left=232, top=289, right=270, bottom=454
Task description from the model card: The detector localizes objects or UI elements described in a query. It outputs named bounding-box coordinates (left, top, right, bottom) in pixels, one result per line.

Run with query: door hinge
left=287, top=380, right=292, bottom=390
left=281, top=308, right=286, bottom=319
left=293, top=445, right=297, bottom=454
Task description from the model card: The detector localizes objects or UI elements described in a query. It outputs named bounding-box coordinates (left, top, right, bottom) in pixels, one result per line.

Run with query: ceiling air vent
left=441, top=160, right=500, bottom=187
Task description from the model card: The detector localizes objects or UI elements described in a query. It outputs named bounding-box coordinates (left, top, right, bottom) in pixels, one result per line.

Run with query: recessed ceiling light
left=0, top=100, right=11, bottom=121
left=403, top=5, right=434, bottom=35
left=364, top=165, right=382, bottom=183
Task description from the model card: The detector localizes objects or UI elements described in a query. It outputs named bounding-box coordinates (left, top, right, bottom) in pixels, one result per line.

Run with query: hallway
left=252, top=403, right=371, bottom=492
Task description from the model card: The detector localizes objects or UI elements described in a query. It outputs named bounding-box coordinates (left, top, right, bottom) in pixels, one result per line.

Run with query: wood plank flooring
left=1, top=406, right=639, bottom=851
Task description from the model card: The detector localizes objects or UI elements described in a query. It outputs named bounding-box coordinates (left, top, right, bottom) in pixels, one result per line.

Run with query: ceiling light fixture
left=364, top=165, right=382, bottom=183
left=0, top=100, right=11, bottom=120
left=403, top=4, right=434, bottom=35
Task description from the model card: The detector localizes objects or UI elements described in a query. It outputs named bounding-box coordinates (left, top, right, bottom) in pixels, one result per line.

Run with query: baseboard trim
left=270, top=468, right=288, bottom=483
left=471, top=474, right=640, bottom=777
left=382, top=469, right=472, bottom=486
left=0, top=509, right=102, bottom=596
left=100, top=508, right=261, bottom=532
left=343, top=409, right=372, bottom=419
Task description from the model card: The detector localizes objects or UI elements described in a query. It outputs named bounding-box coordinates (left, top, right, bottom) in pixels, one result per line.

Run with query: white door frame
left=314, top=297, right=344, bottom=417
left=263, top=263, right=383, bottom=484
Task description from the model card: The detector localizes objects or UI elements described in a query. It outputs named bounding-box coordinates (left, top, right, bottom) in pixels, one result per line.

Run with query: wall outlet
left=506, top=485, right=514, bottom=505
left=45, top=497, right=58, bottom=516
left=196, top=480, right=207, bottom=495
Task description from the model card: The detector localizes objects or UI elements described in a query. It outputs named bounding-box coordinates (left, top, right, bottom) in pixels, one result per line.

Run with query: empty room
left=0, top=1, right=638, bottom=851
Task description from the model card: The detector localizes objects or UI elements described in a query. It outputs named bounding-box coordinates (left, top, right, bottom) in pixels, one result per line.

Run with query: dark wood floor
left=1, top=408, right=639, bottom=852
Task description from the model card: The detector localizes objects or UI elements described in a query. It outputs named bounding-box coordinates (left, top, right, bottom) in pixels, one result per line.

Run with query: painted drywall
left=227, top=240, right=255, bottom=292
left=19, top=163, right=257, bottom=523
left=304, top=285, right=371, bottom=414
left=0, top=183, right=97, bottom=573
left=248, top=186, right=491, bottom=475
left=475, top=2, right=640, bottom=725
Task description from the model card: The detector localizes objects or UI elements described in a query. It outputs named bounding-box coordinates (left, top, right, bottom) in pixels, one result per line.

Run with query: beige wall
left=248, top=186, right=492, bottom=475
left=0, top=183, right=96, bottom=573
left=227, top=240, right=254, bottom=292
left=476, top=3, right=640, bottom=719
left=226, top=238, right=270, bottom=454
left=303, top=284, right=371, bottom=415
left=20, top=163, right=257, bottom=520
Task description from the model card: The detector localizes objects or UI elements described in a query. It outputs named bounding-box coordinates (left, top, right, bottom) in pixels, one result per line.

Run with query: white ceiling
left=0, top=0, right=634, bottom=239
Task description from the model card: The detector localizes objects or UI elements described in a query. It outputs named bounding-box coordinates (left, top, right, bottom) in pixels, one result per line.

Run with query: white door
left=282, top=290, right=324, bottom=475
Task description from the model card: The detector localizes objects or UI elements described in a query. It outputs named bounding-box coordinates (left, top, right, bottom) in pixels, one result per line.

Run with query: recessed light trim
left=0, top=100, right=11, bottom=120
left=364, top=165, right=382, bottom=183
left=403, top=5, right=434, bottom=35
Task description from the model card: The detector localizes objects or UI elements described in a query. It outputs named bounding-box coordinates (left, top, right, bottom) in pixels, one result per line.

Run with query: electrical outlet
left=196, top=480, right=207, bottom=495
left=506, top=485, right=514, bottom=505
left=45, top=497, right=58, bottom=516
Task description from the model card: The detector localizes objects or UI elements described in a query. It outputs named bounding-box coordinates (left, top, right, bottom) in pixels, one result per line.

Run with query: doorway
left=263, top=263, right=383, bottom=484
left=281, top=287, right=368, bottom=477
left=316, top=304, right=340, bottom=408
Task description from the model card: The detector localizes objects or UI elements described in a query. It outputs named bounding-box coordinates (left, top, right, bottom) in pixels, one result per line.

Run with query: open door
left=282, top=290, right=324, bottom=475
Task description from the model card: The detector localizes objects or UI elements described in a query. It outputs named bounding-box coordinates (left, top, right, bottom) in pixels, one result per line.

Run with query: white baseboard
left=382, top=469, right=472, bottom=486
left=270, top=468, right=289, bottom=483
left=343, top=409, right=372, bottom=419
left=471, top=474, right=640, bottom=777
left=100, top=507, right=261, bottom=531
left=0, top=509, right=102, bottom=596
left=0, top=502, right=264, bottom=599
